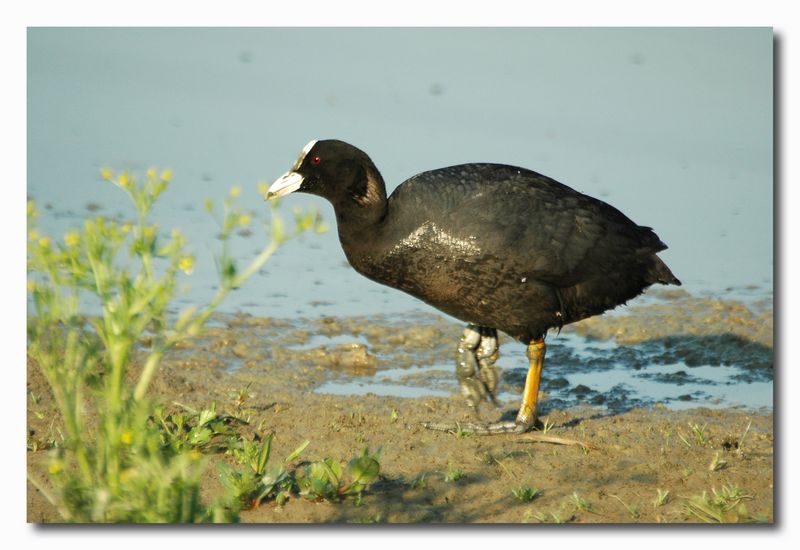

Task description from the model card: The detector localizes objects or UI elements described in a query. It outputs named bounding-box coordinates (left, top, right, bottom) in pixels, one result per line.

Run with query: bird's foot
left=456, top=325, right=501, bottom=409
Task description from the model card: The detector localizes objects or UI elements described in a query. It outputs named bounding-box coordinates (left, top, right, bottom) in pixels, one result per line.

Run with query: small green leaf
left=348, top=455, right=380, bottom=485
left=285, top=439, right=310, bottom=463
left=189, top=427, right=212, bottom=445
left=255, top=432, right=273, bottom=475
left=197, top=407, right=217, bottom=426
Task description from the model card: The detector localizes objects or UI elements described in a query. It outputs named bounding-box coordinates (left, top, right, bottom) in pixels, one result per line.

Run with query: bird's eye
left=311, top=156, right=321, bottom=165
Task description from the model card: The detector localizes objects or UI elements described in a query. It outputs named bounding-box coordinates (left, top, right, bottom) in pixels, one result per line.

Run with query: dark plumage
left=268, top=139, right=680, bottom=434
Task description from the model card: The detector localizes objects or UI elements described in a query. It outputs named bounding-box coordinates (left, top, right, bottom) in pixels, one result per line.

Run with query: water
left=27, top=28, right=773, bottom=410
left=314, top=327, right=772, bottom=412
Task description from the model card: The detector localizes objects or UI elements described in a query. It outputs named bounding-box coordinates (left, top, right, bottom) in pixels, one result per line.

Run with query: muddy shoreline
left=27, top=290, right=774, bottom=523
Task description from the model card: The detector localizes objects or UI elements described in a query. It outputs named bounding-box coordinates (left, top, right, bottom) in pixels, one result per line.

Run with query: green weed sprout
left=444, top=464, right=465, bottom=483
left=296, top=447, right=381, bottom=503
left=682, top=485, right=755, bottom=523
left=219, top=435, right=310, bottom=509
left=27, top=167, right=323, bottom=522
left=571, top=491, right=593, bottom=512
left=653, top=488, right=670, bottom=508
left=512, top=486, right=542, bottom=502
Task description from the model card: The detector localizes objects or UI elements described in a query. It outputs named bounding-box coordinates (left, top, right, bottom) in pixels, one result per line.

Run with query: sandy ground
left=27, top=290, right=774, bottom=523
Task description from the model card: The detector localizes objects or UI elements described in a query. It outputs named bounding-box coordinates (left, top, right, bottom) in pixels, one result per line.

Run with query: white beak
left=266, top=171, right=304, bottom=200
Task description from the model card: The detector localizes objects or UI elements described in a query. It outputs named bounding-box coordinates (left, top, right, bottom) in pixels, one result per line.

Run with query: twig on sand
left=517, top=433, right=596, bottom=450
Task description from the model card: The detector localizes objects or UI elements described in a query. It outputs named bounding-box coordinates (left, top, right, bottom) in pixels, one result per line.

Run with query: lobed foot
left=423, top=336, right=546, bottom=436
left=455, top=324, right=501, bottom=413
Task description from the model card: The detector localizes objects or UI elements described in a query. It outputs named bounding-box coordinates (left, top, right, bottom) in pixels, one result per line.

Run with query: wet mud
left=27, top=290, right=774, bottom=523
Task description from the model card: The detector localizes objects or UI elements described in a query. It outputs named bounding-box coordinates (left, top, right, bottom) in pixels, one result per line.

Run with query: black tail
left=648, top=255, right=681, bottom=286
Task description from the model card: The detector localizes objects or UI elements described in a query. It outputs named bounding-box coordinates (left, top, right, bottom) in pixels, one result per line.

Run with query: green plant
left=409, top=473, right=427, bottom=490
left=688, top=421, right=708, bottom=445
left=444, top=464, right=465, bottom=483
left=512, top=486, right=542, bottom=502
left=27, top=167, right=323, bottom=522
left=682, top=485, right=755, bottom=523
left=231, top=384, right=253, bottom=411
left=453, top=422, right=472, bottom=439
left=676, top=432, right=693, bottom=448
left=571, top=491, right=592, bottom=512
left=296, top=447, right=381, bottom=503
left=152, top=403, right=242, bottom=455
left=653, top=488, right=670, bottom=508
left=218, top=436, right=310, bottom=510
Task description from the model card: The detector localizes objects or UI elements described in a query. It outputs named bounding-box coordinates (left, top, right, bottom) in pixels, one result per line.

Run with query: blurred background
left=27, top=28, right=773, bottom=318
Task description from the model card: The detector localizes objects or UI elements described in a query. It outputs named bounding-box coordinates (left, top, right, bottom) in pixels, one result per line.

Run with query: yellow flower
left=27, top=280, right=35, bottom=293
left=189, top=449, right=202, bottom=461
left=121, top=223, right=133, bottom=234
left=27, top=200, right=37, bottom=218
left=28, top=229, right=40, bottom=241
left=146, top=167, right=157, bottom=179
left=160, top=168, right=173, bottom=182
left=238, top=213, right=252, bottom=227
left=48, top=460, right=63, bottom=475
left=38, top=237, right=51, bottom=249
left=120, top=430, right=134, bottom=445
left=64, top=231, right=80, bottom=247
left=142, top=226, right=156, bottom=240
left=118, top=172, right=131, bottom=189
left=179, top=256, right=195, bottom=275
left=229, top=186, right=242, bottom=198
left=100, top=167, right=113, bottom=181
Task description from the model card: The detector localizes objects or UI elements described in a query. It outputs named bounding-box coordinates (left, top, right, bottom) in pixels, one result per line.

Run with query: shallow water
left=187, top=287, right=774, bottom=414
left=313, top=326, right=773, bottom=412
left=27, top=28, right=773, bottom=412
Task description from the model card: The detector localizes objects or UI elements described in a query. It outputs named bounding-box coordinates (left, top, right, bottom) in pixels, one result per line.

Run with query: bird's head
left=266, top=139, right=386, bottom=213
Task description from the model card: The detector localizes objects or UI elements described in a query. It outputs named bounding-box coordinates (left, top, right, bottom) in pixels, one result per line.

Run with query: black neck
left=335, top=162, right=388, bottom=253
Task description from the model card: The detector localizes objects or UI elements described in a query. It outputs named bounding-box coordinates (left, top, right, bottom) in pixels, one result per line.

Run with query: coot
left=267, top=140, right=680, bottom=434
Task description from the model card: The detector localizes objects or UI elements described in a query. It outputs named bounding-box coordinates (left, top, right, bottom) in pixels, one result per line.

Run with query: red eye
left=311, top=156, right=321, bottom=165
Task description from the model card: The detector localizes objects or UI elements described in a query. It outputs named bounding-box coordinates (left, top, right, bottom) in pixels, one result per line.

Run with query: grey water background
left=28, top=28, right=773, bottom=410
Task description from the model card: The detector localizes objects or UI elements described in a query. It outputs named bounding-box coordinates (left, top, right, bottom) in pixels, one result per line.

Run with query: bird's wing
left=391, top=164, right=663, bottom=287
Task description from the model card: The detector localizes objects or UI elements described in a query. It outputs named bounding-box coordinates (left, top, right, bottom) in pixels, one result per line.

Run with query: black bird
left=267, top=140, right=680, bottom=434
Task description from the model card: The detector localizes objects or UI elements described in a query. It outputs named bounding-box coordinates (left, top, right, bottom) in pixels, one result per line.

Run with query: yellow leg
left=516, top=338, right=546, bottom=427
